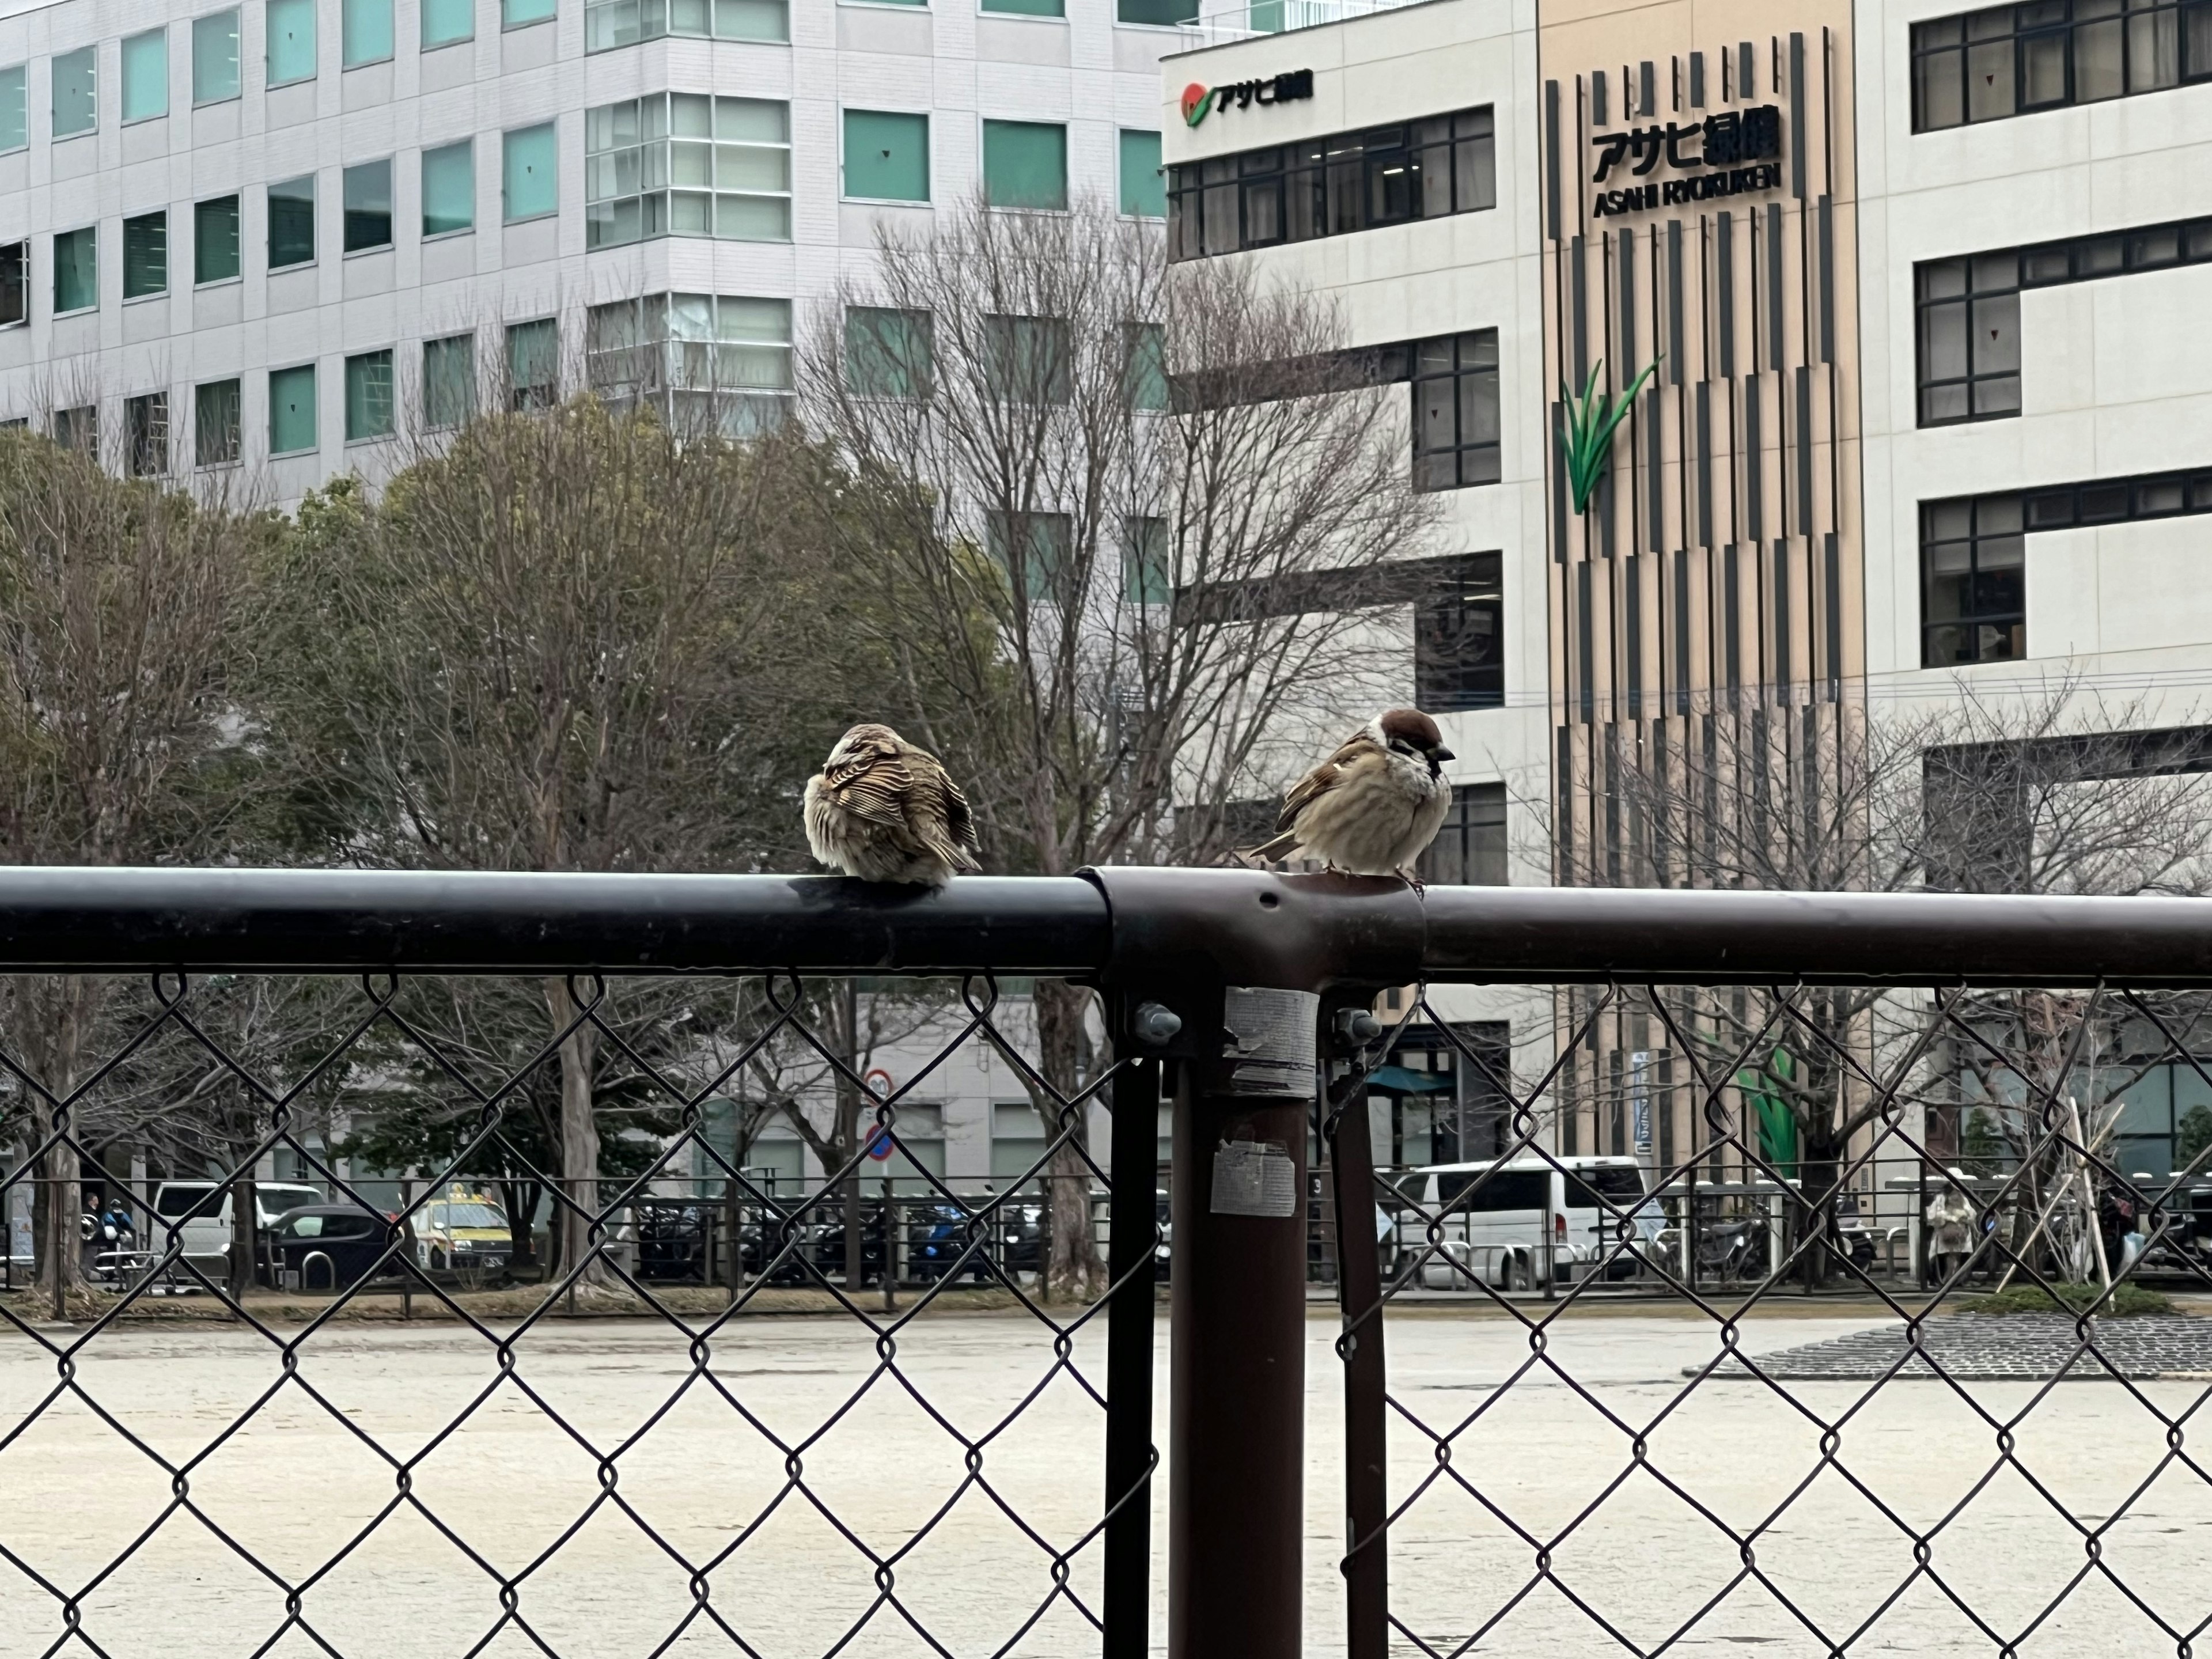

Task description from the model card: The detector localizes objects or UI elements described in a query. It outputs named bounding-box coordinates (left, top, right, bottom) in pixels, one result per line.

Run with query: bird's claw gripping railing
left=7, top=869, right=2212, bottom=1657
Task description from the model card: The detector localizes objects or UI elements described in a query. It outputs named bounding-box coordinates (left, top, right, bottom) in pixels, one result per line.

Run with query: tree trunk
left=230, top=1173, right=259, bottom=1298
left=1031, top=978, right=1105, bottom=1303
left=544, top=980, right=604, bottom=1288
left=28, top=975, right=92, bottom=1306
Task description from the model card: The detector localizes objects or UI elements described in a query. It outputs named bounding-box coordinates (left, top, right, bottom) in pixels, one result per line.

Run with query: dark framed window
left=423, top=333, right=476, bottom=428
left=505, top=317, right=557, bottom=410
left=268, top=175, right=315, bottom=268
left=124, top=391, right=167, bottom=476
left=1168, top=105, right=1495, bottom=262
left=52, top=404, right=96, bottom=453
left=1411, top=330, right=1501, bottom=491
left=0, top=240, right=25, bottom=326
left=1922, top=495, right=2025, bottom=666
left=1916, top=255, right=2020, bottom=425
left=343, top=159, right=392, bottom=253
left=1415, top=550, right=1503, bottom=710
left=1912, top=0, right=2212, bottom=132
left=985, top=315, right=1071, bottom=404
left=1418, top=782, right=1507, bottom=887
left=123, top=211, right=167, bottom=300
left=195, top=194, right=241, bottom=284
left=195, top=377, right=241, bottom=466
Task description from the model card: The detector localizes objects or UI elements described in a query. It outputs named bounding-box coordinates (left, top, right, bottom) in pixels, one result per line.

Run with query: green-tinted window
left=846, top=306, right=933, bottom=399
left=270, top=363, right=317, bottom=454
left=0, top=66, right=25, bottom=151
left=1119, top=130, right=1164, bottom=218
left=987, top=511, right=1071, bottom=598
left=423, top=141, right=474, bottom=236
left=345, top=349, right=393, bottom=440
left=195, top=194, right=241, bottom=282
left=986, top=314, right=1070, bottom=403
left=584, top=0, right=786, bottom=48
left=1124, top=321, right=1168, bottom=411
left=192, top=12, right=240, bottom=103
left=343, top=0, right=394, bottom=64
left=343, top=160, right=391, bottom=251
left=982, top=119, right=1066, bottom=210
left=982, top=0, right=1060, bottom=12
left=1124, top=516, right=1170, bottom=604
left=195, top=378, right=241, bottom=465
left=505, top=0, right=556, bottom=25
left=269, top=175, right=315, bottom=267
left=266, top=0, right=316, bottom=85
left=503, top=123, right=556, bottom=222
left=843, top=109, right=929, bottom=202
left=423, top=334, right=476, bottom=427
left=423, top=0, right=473, bottom=44
left=53, top=226, right=96, bottom=312
left=122, top=29, right=168, bottom=122
left=52, top=47, right=95, bottom=137
left=1116, top=0, right=1192, bottom=20
left=0, top=241, right=24, bottom=325
left=123, top=211, right=167, bottom=298
left=506, top=317, right=557, bottom=408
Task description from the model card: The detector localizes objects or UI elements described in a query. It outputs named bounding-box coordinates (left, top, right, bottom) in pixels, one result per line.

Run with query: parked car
left=1397, top=1156, right=1652, bottom=1290
left=149, top=1180, right=327, bottom=1270
left=411, top=1191, right=512, bottom=1282
left=270, top=1205, right=399, bottom=1290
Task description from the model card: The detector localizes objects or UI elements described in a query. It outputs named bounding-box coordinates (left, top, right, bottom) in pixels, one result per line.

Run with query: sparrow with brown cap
left=1244, top=709, right=1456, bottom=884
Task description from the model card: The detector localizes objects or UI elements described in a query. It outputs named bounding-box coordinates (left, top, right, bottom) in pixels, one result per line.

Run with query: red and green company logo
left=1181, top=82, right=1214, bottom=126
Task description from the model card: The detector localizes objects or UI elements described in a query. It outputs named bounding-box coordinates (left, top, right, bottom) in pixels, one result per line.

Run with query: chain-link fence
left=6, top=869, right=2212, bottom=1657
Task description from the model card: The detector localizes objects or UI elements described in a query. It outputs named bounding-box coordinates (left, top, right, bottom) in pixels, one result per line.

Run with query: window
left=123, top=211, right=167, bottom=299
left=585, top=95, right=790, bottom=247
left=0, top=241, right=24, bottom=326
left=0, top=65, right=24, bottom=151
left=343, top=160, right=392, bottom=252
left=125, top=392, right=168, bottom=477
left=585, top=0, right=786, bottom=51
left=266, top=0, right=317, bottom=85
left=1916, top=256, right=2020, bottom=426
left=1117, top=0, right=1192, bottom=19
left=503, top=123, right=556, bottom=222
left=1119, top=129, right=1165, bottom=218
left=844, top=306, right=933, bottom=399
left=987, top=510, right=1073, bottom=599
left=505, top=0, right=557, bottom=26
left=986, top=315, right=1071, bottom=403
left=270, top=363, right=317, bottom=454
left=195, top=194, right=241, bottom=282
left=423, top=141, right=474, bottom=236
left=52, top=405, right=97, bottom=454
left=52, top=46, right=95, bottom=137
left=122, top=29, right=168, bottom=122
left=343, top=0, right=394, bottom=65
left=192, top=12, right=240, bottom=104
left=1912, top=0, right=2212, bottom=131
left=506, top=317, right=558, bottom=408
left=196, top=377, right=241, bottom=465
left=423, top=0, right=473, bottom=45
left=982, top=119, right=1067, bottom=210
left=843, top=109, right=929, bottom=202
left=269, top=175, right=316, bottom=268
left=345, top=349, right=393, bottom=440
left=1411, top=329, right=1501, bottom=492
left=984, top=0, right=1061, bottom=14
left=423, top=334, right=476, bottom=427
left=54, top=226, right=96, bottom=313
left=1123, top=515, right=1170, bottom=605
left=1419, top=783, right=1508, bottom=888
left=1169, top=106, right=1496, bottom=262
left=585, top=293, right=791, bottom=433
left=1922, top=495, right=2024, bottom=666
left=1416, top=551, right=1503, bottom=711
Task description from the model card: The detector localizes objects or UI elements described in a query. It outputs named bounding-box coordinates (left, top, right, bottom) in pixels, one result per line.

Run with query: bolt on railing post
left=1101, top=1054, right=1161, bottom=1659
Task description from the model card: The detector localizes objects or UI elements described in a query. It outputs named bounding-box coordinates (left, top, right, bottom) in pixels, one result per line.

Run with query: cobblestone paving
left=1707, top=1312, right=2212, bottom=1381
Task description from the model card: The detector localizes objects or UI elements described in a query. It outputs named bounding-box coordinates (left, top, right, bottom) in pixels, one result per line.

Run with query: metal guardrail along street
left=5, top=867, right=2212, bottom=1656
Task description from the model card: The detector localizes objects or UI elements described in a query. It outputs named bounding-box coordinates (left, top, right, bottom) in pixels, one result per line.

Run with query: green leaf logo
left=1559, top=356, right=1659, bottom=516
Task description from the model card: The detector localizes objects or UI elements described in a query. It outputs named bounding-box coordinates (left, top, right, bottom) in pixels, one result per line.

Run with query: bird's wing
left=903, top=748, right=983, bottom=871
left=1274, top=734, right=1377, bottom=834
left=822, top=747, right=921, bottom=835
left=941, top=773, right=983, bottom=866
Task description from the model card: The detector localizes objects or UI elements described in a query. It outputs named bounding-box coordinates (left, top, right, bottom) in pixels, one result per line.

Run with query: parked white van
left=149, top=1181, right=327, bottom=1268
left=1397, top=1157, right=1653, bottom=1290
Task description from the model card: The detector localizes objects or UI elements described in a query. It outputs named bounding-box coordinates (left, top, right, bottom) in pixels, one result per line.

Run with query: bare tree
left=799, top=194, right=1438, bottom=1298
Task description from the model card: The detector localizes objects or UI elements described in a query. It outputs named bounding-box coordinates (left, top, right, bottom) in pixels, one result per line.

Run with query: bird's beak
left=1431, top=746, right=1455, bottom=764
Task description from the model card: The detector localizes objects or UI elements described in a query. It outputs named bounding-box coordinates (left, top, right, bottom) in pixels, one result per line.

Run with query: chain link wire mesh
left=0, top=968, right=1146, bottom=1659
left=1338, top=975, right=2212, bottom=1658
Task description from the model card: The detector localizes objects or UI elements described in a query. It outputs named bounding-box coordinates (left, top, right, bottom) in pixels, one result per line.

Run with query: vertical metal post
left=1101, top=1057, right=1160, bottom=1659
left=1329, top=1081, right=1390, bottom=1659
left=1169, top=1060, right=1308, bottom=1659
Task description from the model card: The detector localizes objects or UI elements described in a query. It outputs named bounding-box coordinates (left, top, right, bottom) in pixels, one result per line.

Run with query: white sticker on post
left=1210, top=1138, right=1298, bottom=1219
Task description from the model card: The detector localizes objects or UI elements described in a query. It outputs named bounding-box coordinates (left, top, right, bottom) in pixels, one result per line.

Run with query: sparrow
left=804, top=723, right=982, bottom=886
left=1243, top=709, right=1456, bottom=883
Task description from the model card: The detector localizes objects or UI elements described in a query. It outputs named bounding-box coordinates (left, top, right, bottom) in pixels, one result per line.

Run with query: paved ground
left=4, top=1306, right=2211, bottom=1656
left=1715, top=1312, right=2212, bottom=1381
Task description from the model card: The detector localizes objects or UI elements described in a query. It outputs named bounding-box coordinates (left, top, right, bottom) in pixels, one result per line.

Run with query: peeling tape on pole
left=1218, top=987, right=1320, bottom=1099
left=1210, top=1138, right=1298, bottom=1218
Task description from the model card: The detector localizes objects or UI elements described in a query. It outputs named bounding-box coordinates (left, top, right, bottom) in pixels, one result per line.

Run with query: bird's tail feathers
left=1238, top=831, right=1301, bottom=867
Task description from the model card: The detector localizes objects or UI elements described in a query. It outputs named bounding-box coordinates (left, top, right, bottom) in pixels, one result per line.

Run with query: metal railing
left=4, top=868, right=2212, bottom=1656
